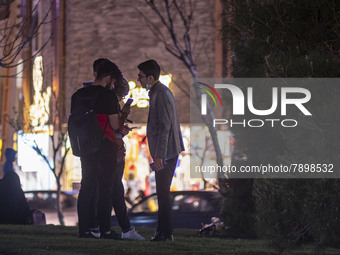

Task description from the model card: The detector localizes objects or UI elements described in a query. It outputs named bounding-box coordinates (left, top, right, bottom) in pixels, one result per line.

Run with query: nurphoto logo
left=197, top=82, right=312, bottom=128
left=191, top=78, right=338, bottom=179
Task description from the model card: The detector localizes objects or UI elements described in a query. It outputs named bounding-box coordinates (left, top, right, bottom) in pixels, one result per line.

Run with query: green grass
left=0, top=225, right=339, bottom=255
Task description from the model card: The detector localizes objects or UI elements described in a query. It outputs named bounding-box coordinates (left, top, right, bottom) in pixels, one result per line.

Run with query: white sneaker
left=121, top=227, right=145, bottom=240
left=90, top=230, right=101, bottom=238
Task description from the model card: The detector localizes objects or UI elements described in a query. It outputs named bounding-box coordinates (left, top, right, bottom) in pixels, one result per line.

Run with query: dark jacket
left=147, top=81, right=184, bottom=159
left=0, top=171, right=30, bottom=224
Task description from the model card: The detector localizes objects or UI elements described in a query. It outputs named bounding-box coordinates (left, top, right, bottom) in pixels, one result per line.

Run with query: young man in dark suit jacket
left=137, top=59, right=185, bottom=241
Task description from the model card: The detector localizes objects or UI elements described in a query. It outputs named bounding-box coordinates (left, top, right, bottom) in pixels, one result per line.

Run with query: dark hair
left=137, top=59, right=161, bottom=80
left=93, top=58, right=107, bottom=73
left=96, top=59, right=123, bottom=82
left=115, top=77, right=130, bottom=99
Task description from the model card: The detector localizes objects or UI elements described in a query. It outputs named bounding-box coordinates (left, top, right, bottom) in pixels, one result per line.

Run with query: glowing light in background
left=0, top=139, right=2, bottom=159
left=30, top=56, right=52, bottom=129
left=159, top=74, right=172, bottom=87
left=17, top=129, right=55, bottom=190
left=123, top=74, right=172, bottom=108
left=125, top=81, right=149, bottom=108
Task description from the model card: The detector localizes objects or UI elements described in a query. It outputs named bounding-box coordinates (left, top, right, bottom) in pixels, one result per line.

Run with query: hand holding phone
left=124, top=98, right=133, bottom=108
left=120, top=124, right=134, bottom=136
left=122, top=99, right=133, bottom=119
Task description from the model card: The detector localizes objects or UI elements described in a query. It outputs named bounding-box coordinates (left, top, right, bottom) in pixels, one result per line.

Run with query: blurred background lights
left=124, top=74, right=172, bottom=108
left=159, top=74, right=172, bottom=87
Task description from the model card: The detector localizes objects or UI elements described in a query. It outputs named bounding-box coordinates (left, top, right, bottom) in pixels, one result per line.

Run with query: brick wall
left=64, top=0, right=218, bottom=124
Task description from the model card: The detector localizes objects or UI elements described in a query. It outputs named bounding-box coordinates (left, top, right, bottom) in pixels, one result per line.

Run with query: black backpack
left=68, top=88, right=108, bottom=157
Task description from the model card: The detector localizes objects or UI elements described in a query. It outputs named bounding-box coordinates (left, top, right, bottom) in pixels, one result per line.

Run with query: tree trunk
left=191, top=70, right=227, bottom=191
left=56, top=180, right=65, bottom=226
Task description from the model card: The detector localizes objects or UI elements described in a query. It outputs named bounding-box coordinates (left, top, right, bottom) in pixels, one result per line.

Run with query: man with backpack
left=69, top=59, right=123, bottom=239
left=82, top=59, right=144, bottom=240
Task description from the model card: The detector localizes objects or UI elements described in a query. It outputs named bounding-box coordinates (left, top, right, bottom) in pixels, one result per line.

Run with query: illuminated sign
left=123, top=74, right=172, bottom=108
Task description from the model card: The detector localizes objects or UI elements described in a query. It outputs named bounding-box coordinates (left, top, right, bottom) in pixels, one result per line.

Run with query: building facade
left=0, top=0, right=224, bottom=193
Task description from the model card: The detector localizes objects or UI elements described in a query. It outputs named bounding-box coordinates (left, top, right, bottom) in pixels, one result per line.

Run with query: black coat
left=0, top=171, right=30, bottom=224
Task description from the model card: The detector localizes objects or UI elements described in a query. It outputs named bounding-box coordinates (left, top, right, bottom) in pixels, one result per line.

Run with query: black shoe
left=79, top=232, right=99, bottom=239
left=100, top=230, right=121, bottom=240
left=150, top=232, right=163, bottom=241
left=150, top=232, right=174, bottom=242
left=164, top=234, right=174, bottom=242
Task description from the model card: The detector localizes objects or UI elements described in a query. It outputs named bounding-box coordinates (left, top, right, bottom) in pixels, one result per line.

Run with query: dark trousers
left=78, top=152, right=117, bottom=234
left=89, top=159, right=131, bottom=232
left=155, top=156, right=178, bottom=236
left=112, top=160, right=131, bottom=232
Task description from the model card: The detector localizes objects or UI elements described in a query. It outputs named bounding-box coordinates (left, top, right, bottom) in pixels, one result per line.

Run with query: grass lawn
left=0, top=225, right=339, bottom=255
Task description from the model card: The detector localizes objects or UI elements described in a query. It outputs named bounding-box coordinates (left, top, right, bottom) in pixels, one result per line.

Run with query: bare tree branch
left=0, top=0, right=54, bottom=69
left=135, top=7, right=182, bottom=59
left=6, top=64, right=70, bottom=225
left=173, top=0, right=193, bottom=57
left=32, top=139, right=54, bottom=174
left=59, top=134, right=70, bottom=179
left=141, top=0, right=227, bottom=190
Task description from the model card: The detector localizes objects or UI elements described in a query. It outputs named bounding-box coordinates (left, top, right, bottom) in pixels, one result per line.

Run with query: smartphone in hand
left=124, top=98, right=133, bottom=108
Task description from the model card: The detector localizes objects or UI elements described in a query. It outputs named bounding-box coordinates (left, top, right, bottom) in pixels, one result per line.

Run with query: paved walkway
left=43, top=208, right=78, bottom=226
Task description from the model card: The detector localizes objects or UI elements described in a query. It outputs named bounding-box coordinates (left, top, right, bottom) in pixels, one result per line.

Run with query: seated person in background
left=0, top=170, right=30, bottom=225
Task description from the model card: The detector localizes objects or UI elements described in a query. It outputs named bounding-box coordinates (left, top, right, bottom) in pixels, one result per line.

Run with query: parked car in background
left=111, top=190, right=222, bottom=229
left=24, top=190, right=78, bottom=210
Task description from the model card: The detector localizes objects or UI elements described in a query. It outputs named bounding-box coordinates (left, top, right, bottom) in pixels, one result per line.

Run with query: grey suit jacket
left=147, top=81, right=185, bottom=159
